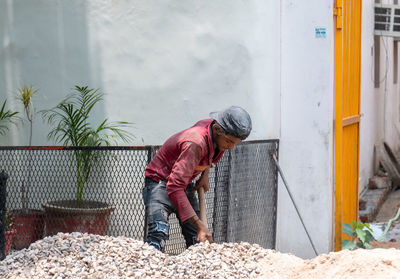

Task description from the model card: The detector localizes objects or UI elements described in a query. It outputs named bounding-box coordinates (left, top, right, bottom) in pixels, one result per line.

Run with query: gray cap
left=210, top=106, right=252, bottom=140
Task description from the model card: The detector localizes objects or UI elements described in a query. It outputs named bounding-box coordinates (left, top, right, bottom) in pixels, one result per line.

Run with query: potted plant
left=9, top=85, right=45, bottom=250
left=4, top=211, right=16, bottom=255
left=41, top=85, right=133, bottom=235
left=342, top=221, right=376, bottom=250
left=0, top=101, right=19, bottom=254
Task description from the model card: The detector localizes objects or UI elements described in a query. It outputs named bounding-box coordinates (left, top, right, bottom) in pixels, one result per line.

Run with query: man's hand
left=194, top=167, right=210, bottom=193
left=190, top=216, right=213, bottom=243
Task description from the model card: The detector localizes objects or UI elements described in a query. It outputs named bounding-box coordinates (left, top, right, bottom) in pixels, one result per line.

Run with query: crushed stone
left=1, top=232, right=400, bottom=278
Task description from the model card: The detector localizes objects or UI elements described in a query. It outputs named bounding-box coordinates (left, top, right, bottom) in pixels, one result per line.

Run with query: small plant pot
left=10, top=209, right=45, bottom=250
left=42, top=200, right=115, bottom=236
left=5, top=229, right=16, bottom=255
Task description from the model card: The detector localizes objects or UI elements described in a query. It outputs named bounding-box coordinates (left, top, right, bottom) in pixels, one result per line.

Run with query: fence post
left=0, top=170, right=8, bottom=260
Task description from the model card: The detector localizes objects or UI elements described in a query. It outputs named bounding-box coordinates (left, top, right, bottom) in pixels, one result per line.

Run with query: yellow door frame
left=334, top=0, right=362, bottom=251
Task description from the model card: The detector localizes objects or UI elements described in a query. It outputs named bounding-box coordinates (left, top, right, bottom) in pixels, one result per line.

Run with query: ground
left=370, top=188, right=400, bottom=247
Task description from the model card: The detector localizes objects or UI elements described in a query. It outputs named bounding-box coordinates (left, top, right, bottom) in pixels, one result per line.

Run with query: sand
left=257, top=248, right=400, bottom=279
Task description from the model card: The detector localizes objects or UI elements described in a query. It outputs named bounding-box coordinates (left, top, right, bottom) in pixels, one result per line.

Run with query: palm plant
left=16, top=85, right=37, bottom=145
left=42, top=85, right=133, bottom=203
left=0, top=100, right=19, bottom=136
left=15, top=85, right=38, bottom=211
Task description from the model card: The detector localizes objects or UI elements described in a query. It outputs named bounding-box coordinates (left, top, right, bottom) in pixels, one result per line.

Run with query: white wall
left=278, top=0, right=334, bottom=258
left=0, top=0, right=280, bottom=146
left=360, top=0, right=381, bottom=194
left=359, top=0, right=400, bottom=194
left=0, top=0, right=339, bottom=258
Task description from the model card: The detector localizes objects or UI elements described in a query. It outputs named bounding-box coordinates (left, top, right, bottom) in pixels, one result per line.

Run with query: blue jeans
left=142, top=177, right=200, bottom=252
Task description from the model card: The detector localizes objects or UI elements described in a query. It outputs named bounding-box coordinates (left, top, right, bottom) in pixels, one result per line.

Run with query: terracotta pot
left=9, top=209, right=45, bottom=250
left=5, top=229, right=16, bottom=255
left=42, top=200, right=115, bottom=236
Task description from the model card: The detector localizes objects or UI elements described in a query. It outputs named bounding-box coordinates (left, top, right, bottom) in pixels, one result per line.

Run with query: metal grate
left=375, top=4, right=400, bottom=37
left=0, top=140, right=278, bottom=257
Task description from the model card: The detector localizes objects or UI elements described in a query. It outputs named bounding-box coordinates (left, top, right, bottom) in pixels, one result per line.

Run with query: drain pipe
left=271, top=153, right=318, bottom=256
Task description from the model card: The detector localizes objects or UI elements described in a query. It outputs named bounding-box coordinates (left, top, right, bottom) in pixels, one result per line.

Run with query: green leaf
left=342, top=240, right=356, bottom=250
left=342, top=222, right=356, bottom=237
left=364, top=223, right=373, bottom=232
left=40, top=85, right=134, bottom=202
left=353, top=220, right=366, bottom=230
left=0, top=99, right=20, bottom=136
left=356, top=228, right=367, bottom=244
left=364, top=230, right=376, bottom=245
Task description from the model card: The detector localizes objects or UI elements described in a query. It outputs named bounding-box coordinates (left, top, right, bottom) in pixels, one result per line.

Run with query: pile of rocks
left=0, top=232, right=270, bottom=278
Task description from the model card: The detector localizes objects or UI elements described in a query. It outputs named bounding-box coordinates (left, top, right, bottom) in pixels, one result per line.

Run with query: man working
left=143, top=106, right=252, bottom=252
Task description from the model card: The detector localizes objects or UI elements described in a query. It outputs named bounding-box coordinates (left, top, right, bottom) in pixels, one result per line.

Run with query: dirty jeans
left=142, top=177, right=200, bottom=252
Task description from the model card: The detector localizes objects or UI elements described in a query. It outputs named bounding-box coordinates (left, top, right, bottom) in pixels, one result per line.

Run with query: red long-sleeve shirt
left=145, top=119, right=224, bottom=222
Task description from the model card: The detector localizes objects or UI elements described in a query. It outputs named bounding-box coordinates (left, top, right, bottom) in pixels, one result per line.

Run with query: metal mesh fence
left=0, top=140, right=278, bottom=256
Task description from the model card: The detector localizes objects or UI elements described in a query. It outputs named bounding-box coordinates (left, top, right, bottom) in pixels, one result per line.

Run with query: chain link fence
left=0, top=140, right=278, bottom=256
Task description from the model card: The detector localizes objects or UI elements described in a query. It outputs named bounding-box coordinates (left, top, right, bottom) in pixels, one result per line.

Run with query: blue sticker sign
left=315, top=28, right=327, bottom=39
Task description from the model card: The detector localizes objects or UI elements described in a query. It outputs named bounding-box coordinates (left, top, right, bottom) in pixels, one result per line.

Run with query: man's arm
left=194, top=167, right=210, bottom=192
left=189, top=215, right=212, bottom=243
left=166, top=142, right=213, bottom=243
left=193, top=167, right=212, bottom=243
left=167, top=143, right=202, bottom=221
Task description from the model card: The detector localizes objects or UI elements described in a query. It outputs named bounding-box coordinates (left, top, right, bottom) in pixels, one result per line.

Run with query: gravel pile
left=0, top=232, right=270, bottom=279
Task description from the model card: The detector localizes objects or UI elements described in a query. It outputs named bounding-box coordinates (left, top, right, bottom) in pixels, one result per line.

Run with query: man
left=143, top=106, right=252, bottom=252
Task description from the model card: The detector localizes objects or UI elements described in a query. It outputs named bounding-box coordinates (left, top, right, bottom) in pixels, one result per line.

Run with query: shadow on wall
left=0, top=0, right=104, bottom=145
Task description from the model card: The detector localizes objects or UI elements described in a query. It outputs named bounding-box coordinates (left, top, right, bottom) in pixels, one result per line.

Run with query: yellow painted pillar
left=334, top=0, right=362, bottom=251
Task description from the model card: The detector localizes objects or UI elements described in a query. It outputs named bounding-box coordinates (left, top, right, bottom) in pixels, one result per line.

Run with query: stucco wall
left=0, top=0, right=280, bottom=146
left=359, top=0, right=381, bottom=194
left=277, top=0, right=334, bottom=258
left=359, top=0, right=400, bottom=194
left=0, top=0, right=338, bottom=258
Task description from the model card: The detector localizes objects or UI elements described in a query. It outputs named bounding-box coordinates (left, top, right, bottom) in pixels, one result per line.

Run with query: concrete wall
left=277, top=0, right=334, bottom=258
left=359, top=0, right=381, bottom=194
left=0, top=0, right=280, bottom=145
left=0, top=0, right=338, bottom=258
left=359, top=0, right=400, bottom=194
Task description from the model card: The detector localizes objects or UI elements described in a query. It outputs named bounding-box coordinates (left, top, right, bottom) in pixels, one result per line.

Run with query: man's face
left=215, top=132, right=242, bottom=151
